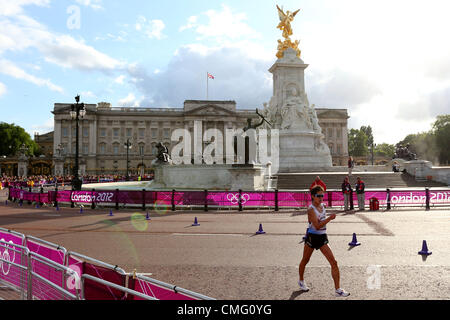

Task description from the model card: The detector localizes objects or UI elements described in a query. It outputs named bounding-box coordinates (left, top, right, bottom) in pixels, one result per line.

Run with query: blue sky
left=1, top=0, right=449, bottom=144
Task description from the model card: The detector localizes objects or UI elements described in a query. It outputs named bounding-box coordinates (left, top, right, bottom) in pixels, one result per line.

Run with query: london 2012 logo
left=0, top=239, right=16, bottom=276
left=226, top=193, right=250, bottom=205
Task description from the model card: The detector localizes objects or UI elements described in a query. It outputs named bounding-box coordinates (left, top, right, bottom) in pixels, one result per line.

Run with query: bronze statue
left=155, top=142, right=170, bottom=163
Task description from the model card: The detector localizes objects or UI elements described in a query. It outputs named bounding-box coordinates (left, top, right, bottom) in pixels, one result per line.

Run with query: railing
left=0, top=228, right=214, bottom=300
left=6, top=186, right=450, bottom=211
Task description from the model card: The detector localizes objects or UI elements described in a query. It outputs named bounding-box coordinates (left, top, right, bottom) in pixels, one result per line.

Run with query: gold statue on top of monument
left=276, top=5, right=301, bottom=59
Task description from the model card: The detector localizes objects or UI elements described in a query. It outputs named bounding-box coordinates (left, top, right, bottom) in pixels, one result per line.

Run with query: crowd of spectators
left=0, top=173, right=154, bottom=189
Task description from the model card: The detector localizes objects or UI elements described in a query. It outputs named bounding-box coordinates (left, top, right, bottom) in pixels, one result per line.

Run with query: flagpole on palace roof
left=206, top=71, right=208, bottom=100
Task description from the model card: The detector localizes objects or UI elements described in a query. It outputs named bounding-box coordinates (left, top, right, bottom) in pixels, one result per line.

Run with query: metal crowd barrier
left=0, top=228, right=214, bottom=300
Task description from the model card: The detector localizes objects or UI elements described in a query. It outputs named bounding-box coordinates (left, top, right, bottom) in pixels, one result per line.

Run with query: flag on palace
left=207, top=72, right=215, bottom=79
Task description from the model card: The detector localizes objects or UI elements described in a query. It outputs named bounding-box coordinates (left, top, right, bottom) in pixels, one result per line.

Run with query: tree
left=348, top=128, right=368, bottom=156
left=374, top=143, right=395, bottom=157
left=432, top=115, right=450, bottom=165
left=397, top=132, right=438, bottom=163
left=0, top=122, right=39, bottom=157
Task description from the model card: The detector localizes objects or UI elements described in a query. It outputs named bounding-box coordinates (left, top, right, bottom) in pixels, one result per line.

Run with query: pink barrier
left=9, top=188, right=450, bottom=209
left=129, top=277, right=195, bottom=300
left=0, top=230, right=26, bottom=289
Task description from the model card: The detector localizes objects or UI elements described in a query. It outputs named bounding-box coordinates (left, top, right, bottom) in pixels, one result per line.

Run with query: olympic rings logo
left=226, top=193, right=250, bottom=205
left=0, top=239, right=16, bottom=276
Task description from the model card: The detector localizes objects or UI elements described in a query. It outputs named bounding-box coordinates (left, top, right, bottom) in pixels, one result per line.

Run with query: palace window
left=83, top=127, right=89, bottom=137
left=113, top=144, right=119, bottom=155
left=113, top=128, right=120, bottom=138
left=100, top=128, right=106, bottom=137
left=151, top=128, right=158, bottom=139
left=139, top=128, right=145, bottom=138
left=126, top=128, right=132, bottom=137
left=62, top=127, right=68, bottom=138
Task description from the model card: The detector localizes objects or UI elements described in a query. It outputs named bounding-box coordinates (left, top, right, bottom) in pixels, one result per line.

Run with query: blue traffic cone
left=192, top=217, right=200, bottom=226
left=36, top=203, right=39, bottom=209
left=146, top=211, right=151, bottom=220
left=256, top=223, right=265, bottom=235
left=418, top=240, right=432, bottom=256
left=348, top=233, right=361, bottom=246
left=80, top=206, right=83, bottom=214
left=108, top=209, right=113, bottom=217
left=56, top=206, right=59, bottom=211
left=19, top=202, right=22, bottom=207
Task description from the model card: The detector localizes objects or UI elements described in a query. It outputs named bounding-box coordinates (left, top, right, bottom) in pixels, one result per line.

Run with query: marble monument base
left=149, top=163, right=266, bottom=191
left=278, top=129, right=332, bottom=172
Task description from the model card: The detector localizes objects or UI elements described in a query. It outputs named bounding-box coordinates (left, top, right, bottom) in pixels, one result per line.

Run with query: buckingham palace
left=51, top=100, right=349, bottom=175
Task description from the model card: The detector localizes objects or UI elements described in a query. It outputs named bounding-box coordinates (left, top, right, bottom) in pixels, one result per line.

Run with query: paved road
left=1, top=190, right=449, bottom=300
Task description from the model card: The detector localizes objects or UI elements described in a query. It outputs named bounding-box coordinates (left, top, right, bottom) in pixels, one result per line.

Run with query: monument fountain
left=83, top=5, right=331, bottom=191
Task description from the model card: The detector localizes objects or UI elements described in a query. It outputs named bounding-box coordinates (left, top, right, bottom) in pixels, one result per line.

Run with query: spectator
left=355, top=177, right=365, bottom=211
left=348, top=156, right=354, bottom=176
left=309, top=176, right=327, bottom=192
left=341, top=176, right=352, bottom=211
left=392, top=161, right=399, bottom=172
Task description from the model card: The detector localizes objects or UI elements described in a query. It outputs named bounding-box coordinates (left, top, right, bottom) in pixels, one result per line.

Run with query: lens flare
left=131, top=212, right=148, bottom=231
left=154, top=200, right=169, bottom=215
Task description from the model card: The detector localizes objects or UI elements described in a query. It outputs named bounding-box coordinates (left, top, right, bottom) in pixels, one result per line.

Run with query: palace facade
left=37, top=100, right=348, bottom=176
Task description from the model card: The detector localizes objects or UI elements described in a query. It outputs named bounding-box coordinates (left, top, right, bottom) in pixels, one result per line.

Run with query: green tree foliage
left=432, top=115, right=450, bottom=165
left=360, top=125, right=374, bottom=148
left=0, top=122, right=39, bottom=157
left=374, top=143, right=396, bottom=157
left=348, top=128, right=368, bottom=156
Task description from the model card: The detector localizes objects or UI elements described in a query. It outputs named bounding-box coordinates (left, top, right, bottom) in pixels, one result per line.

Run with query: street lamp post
left=124, top=139, right=132, bottom=181
left=69, top=95, right=86, bottom=191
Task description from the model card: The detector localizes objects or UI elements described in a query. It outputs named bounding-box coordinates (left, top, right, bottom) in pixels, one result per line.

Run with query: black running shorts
left=305, top=233, right=329, bottom=250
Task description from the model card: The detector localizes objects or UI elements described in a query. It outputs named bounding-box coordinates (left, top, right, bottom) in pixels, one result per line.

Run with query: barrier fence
left=6, top=186, right=450, bottom=211
left=0, top=227, right=214, bottom=300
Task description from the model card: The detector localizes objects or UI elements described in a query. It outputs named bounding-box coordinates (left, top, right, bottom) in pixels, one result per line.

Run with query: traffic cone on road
left=146, top=211, right=151, bottom=220
left=256, top=223, right=266, bottom=235
left=80, top=206, right=83, bottom=214
left=418, top=240, right=432, bottom=256
left=348, top=233, right=361, bottom=246
left=192, top=217, right=200, bottom=226
left=109, top=209, right=113, bottom=217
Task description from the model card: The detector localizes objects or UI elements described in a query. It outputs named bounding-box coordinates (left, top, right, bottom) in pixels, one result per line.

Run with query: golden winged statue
left=276, top=5, right=300, bottom=39
left=275, top=5, right=301, bottom=59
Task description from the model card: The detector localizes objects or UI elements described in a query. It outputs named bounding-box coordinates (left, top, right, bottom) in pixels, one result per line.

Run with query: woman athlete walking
left=298, top=186, right=350, bottom=297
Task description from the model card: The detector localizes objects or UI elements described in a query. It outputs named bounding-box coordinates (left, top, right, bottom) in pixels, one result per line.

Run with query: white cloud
left=0, top=59, right=63, bottom=93
left=179, top=4, right=260, bottom=42
left=32, top=117, right=53, bottom=134
left=117, top=93, right=142, bottom=107
left=0, top=0, right=50, bottom=16
left=135, top=16, right=165, bottom=40
left=115, top=75, right=126, bottom=84
left=0, top=3, right=124, bottom=85
left=127, top=44, right=272, bottom=108
left=0, top=82, right=6, bottom=97
left=80, top=90, right=97, bottom=99
left=74, top=0, right=102, bottom=10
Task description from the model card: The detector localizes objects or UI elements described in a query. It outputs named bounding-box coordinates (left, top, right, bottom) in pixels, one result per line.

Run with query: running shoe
left=298, top=280, right=310, bottom=292
left=335, top=288, right=350, bottom=297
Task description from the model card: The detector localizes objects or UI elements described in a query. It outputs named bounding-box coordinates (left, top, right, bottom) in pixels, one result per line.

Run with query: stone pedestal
left=18, top=159, right=28, bottom=177
left=54, top=158, right=64, bottom=176
left=149, top=163, right=265, bottom=190
left=263, top=48, right=332, bottom=172
left=279, top=130, right=332, bottom=172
